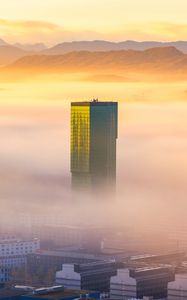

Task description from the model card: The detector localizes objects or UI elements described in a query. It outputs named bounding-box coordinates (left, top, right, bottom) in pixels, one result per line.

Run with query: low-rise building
left=56, top=261, right=117, bottom=292
left=0, top=236, right=40, bottom=283
left=130, top=252, right=185, bottom=266
left=110, top=266, right=174, bottom=300
left=27, top=248, right=121, bottom=284
left=168, top=273, right=187, bottom=300
left=0, top=236, right=40, bottom=257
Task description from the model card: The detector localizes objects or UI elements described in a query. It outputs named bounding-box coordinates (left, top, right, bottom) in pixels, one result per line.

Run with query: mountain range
left=2, top=38, right=187, bottom=66
left=0, top=39, right=47, bottom=65
left=0, top=45, right=29, bottom=65
left=40, top=40, right=187, bottom=55
left=7, top=47, right=187, bottom=75
left=1, top=39, right=187, bottom=80
left=0, top=38, right=9, bottom=46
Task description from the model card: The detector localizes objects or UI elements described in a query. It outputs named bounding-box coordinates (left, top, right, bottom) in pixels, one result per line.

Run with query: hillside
left=0, top=38, right=9, bottom=46
left=7, top=47, right=187, bottom=72
left=1, top=39, right=187, bottom=68
left=0, top=45, right=31, bottom=65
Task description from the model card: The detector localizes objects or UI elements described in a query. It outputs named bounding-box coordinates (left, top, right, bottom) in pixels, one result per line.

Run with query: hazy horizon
left=1, top=0, right=187, bottom=44
left=1, top=81, right=187, bottom=247
left=1, top=0, right=187, bottom=258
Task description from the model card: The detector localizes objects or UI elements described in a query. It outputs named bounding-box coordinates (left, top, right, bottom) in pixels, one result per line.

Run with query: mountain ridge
left=41, top=40, right=187, bottom=55
left=0, top=45, right=31, bottom=65
left=0, top=38, right=9, bottom=46
left=2, top=39, right=187, bottom=66
left=7, top=46, right=187, bottom=73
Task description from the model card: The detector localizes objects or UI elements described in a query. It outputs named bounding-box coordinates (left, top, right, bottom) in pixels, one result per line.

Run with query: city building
left=56, top=261, right=117, bottom=292
left=71, top=100, right=118, bottom=192
left=0, top=236, right=40, bottom=283
left=0, top=236, right=40, bottom=257
left=27, top=249, right=121, bottom=284
left=26, top=224, right=105, bottom=251
left=130, top=252, right=185, bottom=265
left=110, top=266, right=174, bottom=300
left=168, top=273, right=187, bottom=300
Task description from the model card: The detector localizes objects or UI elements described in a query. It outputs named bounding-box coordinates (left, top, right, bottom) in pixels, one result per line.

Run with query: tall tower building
left=71, top=100, right=118, bottom=192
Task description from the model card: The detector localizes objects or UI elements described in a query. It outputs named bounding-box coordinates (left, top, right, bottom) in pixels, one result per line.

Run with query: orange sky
left=0, top=0, right=187, bottom=44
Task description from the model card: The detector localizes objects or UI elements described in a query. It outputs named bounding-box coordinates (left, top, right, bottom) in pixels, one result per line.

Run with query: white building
left=168, top=273, right=187, bottom=300
left=0, top=235, right=40, bottom=283
left=110, top=269, right=137, bottom=300
left=56, top=261, right=117, bottom=292
left=110, top=267, right=173, bottom=300
left=56, top=264, right=81, bottom=290
left=0, top=235, right=40, bottom=257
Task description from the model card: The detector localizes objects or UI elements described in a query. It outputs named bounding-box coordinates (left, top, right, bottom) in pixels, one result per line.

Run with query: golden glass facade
left=71, top=101, right=118, bottom=192
left=71, top=105, right=90, bottom=173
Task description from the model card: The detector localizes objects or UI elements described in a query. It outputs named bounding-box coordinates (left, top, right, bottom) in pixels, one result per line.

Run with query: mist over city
left=1, top=1, right=187, bottom=299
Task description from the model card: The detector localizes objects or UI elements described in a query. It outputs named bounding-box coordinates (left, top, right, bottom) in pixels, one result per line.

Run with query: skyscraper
left=71, top=99, right=118, bottom=192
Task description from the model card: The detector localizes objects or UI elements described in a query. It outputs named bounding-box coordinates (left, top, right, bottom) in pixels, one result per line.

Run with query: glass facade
left=71, top=105, right=90, bottom=173
left=71, top=101, right=118, bottom=192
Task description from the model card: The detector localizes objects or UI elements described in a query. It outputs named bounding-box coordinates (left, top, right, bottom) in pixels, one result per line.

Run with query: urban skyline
left=1, top=0, right=187, bottom=299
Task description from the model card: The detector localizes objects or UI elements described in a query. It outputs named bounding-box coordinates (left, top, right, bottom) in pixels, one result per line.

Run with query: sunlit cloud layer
left=0, top=19, right=103, bottom=44
left=1, top=18, right=187, bottom=44
left=0, top=0, right=187, bottom=43
left=98, top=22, right=187, bottom=42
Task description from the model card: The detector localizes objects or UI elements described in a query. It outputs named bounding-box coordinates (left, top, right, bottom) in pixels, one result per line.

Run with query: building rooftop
left=133, top=266, right=171, bottom=273
left=71, top=100, right=117, bottom=106
left=0, top=237, right=39, bottom=244
left=32, top=249, right=116, bottom=261
left=131, top=251, right=185, bottom=261
left=31, top=223, right=109, bottom=230
left=128, top=265, right=174, bottom=279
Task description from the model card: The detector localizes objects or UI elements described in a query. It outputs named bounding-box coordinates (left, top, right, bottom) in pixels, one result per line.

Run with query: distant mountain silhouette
left=14, top=43, right=47, bottom=52
left=0, top=38, right=9, bottom=46
left=0, top=45, right=30, bottom=65
left=0, top=37, right=47, bottom=52
left=2, top=38, right=187, bottom=63
left=8, top=47, right=187, bottom=75
left=2, top=39, right=187, bottom=68
left=41, top=40, right=187, bottom=55
left=0, top=38, right=47, bottom=65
